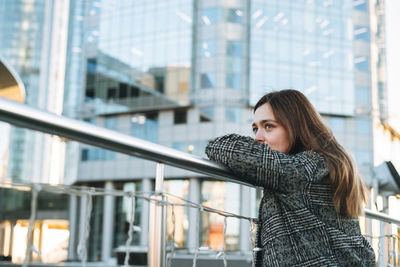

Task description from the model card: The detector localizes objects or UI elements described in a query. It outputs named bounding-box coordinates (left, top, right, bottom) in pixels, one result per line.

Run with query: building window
left=87, top=58, right=97, bottom=72
left=355, top=87, right=370, bottom=105
left=85, top=88, right=95, bottom=99
left=164, top=180, right=189, bottom=248
left=354, top=57, right=369, bottom=72
left=353, top=0, right=367, bottom=11
left=174, top=110, right=187, bottom=124
left=226, top=73, right=241, bottom=90
left=201, top=40, right=216, bottom=58
left=224, top=8, right=243, bottom=24
left=354, top=150, right=371, bottom=166
left=225, top=107, right=241, bottom=123
left=130, top=86, right=140, bottom=97
left=356, top=119, right=371, bottom=134
left=201, top=7, right=220, bottom=25
left=119, top=83, right=128, bottom=98
left=226, top=41, right=242, bottom=57
left=113, top=182, right=142, bottom=248
left=354, top=26, right=370, bottom=41
left=81, top=149, right=89, bottom=161
left=107, top=87, right=117, bottom=100
left=200, top=107, right=214, bottom=122
left=105, top=116, right=117, bottom=130
left=131, top=113, right=158, bottom=142
left=201, top=73, right=216, bottom=89
left=330, top=117, right=345, bottom=133
left=201, top=7, right=243, bottom=25
left=200, top=181, right=240, bottom=251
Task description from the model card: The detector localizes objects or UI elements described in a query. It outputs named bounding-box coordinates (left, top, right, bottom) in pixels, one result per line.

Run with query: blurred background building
left=1, top=0, right=400, bottom=264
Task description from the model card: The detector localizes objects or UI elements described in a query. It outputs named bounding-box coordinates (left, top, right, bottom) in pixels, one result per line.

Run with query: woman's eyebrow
left=252, top=119, right=277, bottom=127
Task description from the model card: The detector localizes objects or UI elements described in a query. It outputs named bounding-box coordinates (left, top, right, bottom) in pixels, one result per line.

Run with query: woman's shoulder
left=282, top=150, right=329, bottom=182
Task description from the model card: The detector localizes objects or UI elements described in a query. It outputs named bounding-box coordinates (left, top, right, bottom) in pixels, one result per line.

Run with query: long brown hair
left=254, top=89, right=366, bottom=217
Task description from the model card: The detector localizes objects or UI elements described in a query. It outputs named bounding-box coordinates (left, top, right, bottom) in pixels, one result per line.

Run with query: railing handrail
left=1, top=97, right=400, bottom=226
left=0, top=97, right=251, bottom=187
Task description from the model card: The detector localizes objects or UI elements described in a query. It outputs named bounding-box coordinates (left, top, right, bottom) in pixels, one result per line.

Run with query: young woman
left=205, top=90, right=375, bottom=266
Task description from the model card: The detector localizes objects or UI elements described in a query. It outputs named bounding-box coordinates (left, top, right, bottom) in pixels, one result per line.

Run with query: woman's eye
left=252, top=127, right=258, bottom=133
left=265, top=124, right=273, bottom=130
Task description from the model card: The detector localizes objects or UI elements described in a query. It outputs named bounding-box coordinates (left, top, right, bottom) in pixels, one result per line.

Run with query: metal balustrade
left=0, top=97, right=400, bottom=266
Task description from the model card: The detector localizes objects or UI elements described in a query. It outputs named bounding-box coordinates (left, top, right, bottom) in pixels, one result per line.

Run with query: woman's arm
left=205, top=134, right=328, bottom=192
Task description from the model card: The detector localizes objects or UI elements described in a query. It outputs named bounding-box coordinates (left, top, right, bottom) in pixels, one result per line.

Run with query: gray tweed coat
left=205, top=134, right=376, bottom=267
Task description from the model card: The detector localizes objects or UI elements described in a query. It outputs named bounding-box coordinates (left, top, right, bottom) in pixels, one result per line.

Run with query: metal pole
left=68, top=194, right=77, bottom=260
left=140, top=178, right=152, bottom=247
left=378, top=220, right=384, bottom=267
left=148, top=163, right=166, bottom=267
left=187, top=178, right=200, bottom=252
left=101, top=181, right=115, bottom=263
left=239, top=185, right=251, bottom=252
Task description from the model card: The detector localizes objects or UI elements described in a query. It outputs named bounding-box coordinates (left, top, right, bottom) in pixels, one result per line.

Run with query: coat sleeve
left=205, top=134, right=328, bottom=193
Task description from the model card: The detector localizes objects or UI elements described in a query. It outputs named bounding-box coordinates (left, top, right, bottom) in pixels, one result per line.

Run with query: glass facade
left=201, top=181, right=240, bottom=251
left=0, top=0, right=46, bottom=181
left=82, top=0, right=193, bottom=115
left=249, top=0, right=354, bottom=115
left=113, top=182, right=142, bottom=248
left=2, top=0, right=400, bottom=263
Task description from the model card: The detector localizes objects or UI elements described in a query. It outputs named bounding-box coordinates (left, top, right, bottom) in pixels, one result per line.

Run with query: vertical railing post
left=148, top=163, right=166, bottom=267
left=378, top=220, right=385, bottom=267
left=393, top=235, right=396, bottom=267
left=102, top=181, right=115, bottom=263
left=140, top=178, right=151, bottom=247
left=187, top=178, right=200, bottom=252
left=68, top=194, right=77, bottom=260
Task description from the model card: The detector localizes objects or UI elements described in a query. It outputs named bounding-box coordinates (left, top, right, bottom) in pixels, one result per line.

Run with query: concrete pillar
left=67, top=194, right=77, bottom=260
left=140, top=178, right=152, bottom=247
left=187, top=178, right=200, bottom=252
left=239, top=185, right=251, bottom=252
left=101, top=181, right=115, bottom=263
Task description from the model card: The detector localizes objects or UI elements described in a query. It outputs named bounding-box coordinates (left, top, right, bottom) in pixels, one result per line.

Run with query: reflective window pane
left=201, top=40, right=216, bottom=58
left=201, top=7, right=220, bottom=25
left=226, top=40, right=242, bottom=57
left=226, top=73, right=241, bottom=90
left=201, top=73, right=216, bottom=89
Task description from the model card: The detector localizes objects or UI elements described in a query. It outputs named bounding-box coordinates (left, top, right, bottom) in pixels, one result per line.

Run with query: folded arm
left=205, top=134, right=328, bottom=193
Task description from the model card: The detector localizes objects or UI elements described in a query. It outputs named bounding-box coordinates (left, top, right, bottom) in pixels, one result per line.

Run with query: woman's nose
left=255, top=130, right=265, bottom=143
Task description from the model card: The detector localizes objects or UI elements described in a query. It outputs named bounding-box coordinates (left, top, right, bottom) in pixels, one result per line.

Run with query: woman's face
left=252, top=103, right=290, bottom=153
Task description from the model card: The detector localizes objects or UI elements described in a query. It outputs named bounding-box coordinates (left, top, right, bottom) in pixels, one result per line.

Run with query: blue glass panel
left=353, top=0, right=367, bottom=11
left=330, top=117, right=346, bottom=133
left=227, top=41, right=242, bottom=57
left=201, top=73, right=216, bottom=89
left=199, top=107, right=214, bottom=121
left=224, top=8, right=243, bottom=24
left=354, top=57, right=369, bottom=72
left=225, top=107, right=241, bottom=123
left=201, top=7, right=220, bottom=25
left=172, top=142, right=186, bottom=151
left=201, top=40, right=216, bottom=58
left=105, top=117, right=117, bottom=129
left=81, top=149, right=89, bottom=161
left=354, top=150, right=371, bottom=165
left=131, top=114, right=158, bottom=142
left=226, top=73, right=241, bottom=90
left=354, top=26, right=370, bottom=41
left=356, top=119, right=371, bottom=134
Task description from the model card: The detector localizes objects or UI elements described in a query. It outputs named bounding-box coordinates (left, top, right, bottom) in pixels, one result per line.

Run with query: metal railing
left=0, top=97, right=400, bottom=266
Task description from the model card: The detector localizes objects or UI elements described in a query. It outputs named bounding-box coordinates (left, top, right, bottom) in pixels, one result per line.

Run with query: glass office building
left=63, top=0, right=397, bottom=261
left=0, top=0, right=70, bottom=184
left=0, top=0, right=47, bottom=182
left=1, top=0, right=400, bottom=263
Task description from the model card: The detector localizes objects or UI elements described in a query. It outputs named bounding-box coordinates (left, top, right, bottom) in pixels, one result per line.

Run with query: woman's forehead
left=253, top=103, right=276, bottom=122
